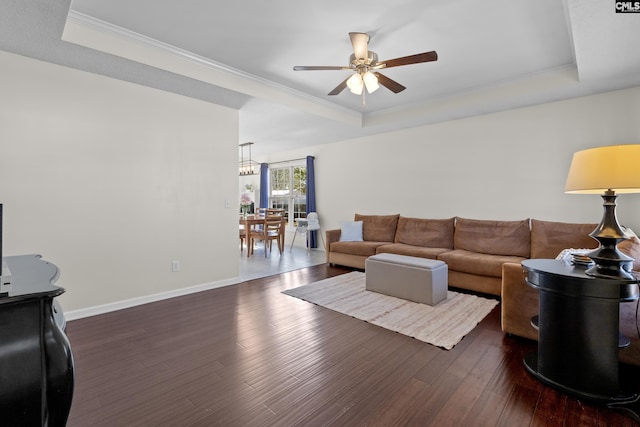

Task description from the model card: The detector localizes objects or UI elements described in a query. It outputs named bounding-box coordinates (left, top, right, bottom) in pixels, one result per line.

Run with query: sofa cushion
left=330, top=240, right=389, bottom=257
left=454, top=218, right=531, bottom=258
left=339, top=220, right=363, bottom=242
left=394, top=217, right=454, bottom=248
left=438, top=249, right=527, bottom=278
left=530, top=219, right=598, bottom=259
left=448, top=270, right=502, bottom=296
left=376, top=243, right=452, bottom=260
left=354, top=214, right=400, bottom=242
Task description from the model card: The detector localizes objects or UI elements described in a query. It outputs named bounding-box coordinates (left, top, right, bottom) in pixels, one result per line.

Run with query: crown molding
left=64, top=10, right=362, bottom=126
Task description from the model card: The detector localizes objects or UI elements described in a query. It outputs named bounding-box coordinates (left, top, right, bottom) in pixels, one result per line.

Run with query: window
left=269, top=164, right=306, bottom=227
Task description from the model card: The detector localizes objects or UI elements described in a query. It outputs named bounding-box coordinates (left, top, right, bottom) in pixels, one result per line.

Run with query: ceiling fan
left=293, top=32, right=438, bottom=97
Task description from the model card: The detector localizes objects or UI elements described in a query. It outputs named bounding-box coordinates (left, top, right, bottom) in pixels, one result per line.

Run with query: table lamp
left=565, top=144, right=640, bottom=280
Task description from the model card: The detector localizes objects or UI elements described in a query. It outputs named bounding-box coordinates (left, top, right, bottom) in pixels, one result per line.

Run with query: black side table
left=522, top=259, right=640, bottom=416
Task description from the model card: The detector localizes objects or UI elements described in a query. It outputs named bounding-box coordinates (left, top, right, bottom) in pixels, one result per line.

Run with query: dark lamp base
left=585, top=249, right=635, bottom=280
left=586, top=191, right=636, bottom=281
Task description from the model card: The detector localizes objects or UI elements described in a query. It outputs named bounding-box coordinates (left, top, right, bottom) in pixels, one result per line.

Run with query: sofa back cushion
left=454, top=217, right=531, bottom=257
left=394, top=217, right=455, bottom=248
left=354, top=214, right=400, bottom=242
left=530, top=219, right=598, bottom=259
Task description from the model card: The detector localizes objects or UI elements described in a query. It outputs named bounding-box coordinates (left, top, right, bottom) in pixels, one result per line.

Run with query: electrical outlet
left=225, top=199, right=231, bottom=208
left=172, top=260, right=180, bottom=272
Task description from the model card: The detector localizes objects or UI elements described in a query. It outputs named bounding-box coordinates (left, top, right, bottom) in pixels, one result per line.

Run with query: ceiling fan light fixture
left=347, top=73, right=363, bottom=95
left=293, top=32, right=438, bottom=98
left=362, top=71, right=379, bottom=93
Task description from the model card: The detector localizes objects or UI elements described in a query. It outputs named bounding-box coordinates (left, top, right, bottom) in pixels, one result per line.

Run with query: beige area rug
left=282, top=271, right=499, bottom=350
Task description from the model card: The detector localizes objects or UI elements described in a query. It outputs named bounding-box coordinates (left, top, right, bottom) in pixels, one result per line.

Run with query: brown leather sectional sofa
left=326, top=214, right=597, bottom=296
left=326, top=214, right=640, bottom=364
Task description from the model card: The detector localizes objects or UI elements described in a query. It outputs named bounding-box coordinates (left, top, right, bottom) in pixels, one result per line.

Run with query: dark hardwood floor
left=65, top=264, right=640, bottom=426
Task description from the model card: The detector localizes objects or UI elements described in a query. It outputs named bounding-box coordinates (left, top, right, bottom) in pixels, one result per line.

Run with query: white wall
left=265, top=86, right=640, bottom=235
left=5, top=46, right=639, bottom=315
left=239, top=174, right=260, bottom=207
left=0, top=51, right=240, bottom=313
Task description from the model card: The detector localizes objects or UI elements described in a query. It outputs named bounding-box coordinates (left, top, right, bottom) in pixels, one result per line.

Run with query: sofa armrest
left=501, top=262, right=539, bottom=341
left=325, top=229, right=341, bottom=263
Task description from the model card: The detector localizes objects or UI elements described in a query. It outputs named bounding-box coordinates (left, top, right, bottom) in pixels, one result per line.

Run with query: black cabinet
left=0, top=255, right=74, bottom=426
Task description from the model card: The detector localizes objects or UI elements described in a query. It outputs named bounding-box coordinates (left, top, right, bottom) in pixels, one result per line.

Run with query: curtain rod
left=268, top=157, right=310, bottom=166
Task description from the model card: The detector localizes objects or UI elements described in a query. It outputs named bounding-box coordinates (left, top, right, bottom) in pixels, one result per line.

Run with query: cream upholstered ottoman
left=365, top=253, right=448, bottom=306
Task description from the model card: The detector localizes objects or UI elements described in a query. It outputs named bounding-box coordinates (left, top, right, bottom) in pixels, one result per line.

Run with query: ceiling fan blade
left=373, top=72, right=406, bottom=93
left=349, top=32, right=369, bottom=60
left=379, top=51, right=438, bottom=69
left=293, top=65, right=348, bottom=71
left=328, top=77, right=350, bottom=96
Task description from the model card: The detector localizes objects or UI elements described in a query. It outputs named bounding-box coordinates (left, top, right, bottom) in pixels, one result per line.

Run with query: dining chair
left=239, top=227, right=246, bottom=252
left=249, top=215, right=283, bottom=257
left=242, top=217, right=259, bottom=257
left=266, top=208, right=285, bottom=215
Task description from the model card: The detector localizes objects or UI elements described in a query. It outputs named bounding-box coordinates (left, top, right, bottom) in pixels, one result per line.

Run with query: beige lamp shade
left=565, top=144, right=640, bottom=194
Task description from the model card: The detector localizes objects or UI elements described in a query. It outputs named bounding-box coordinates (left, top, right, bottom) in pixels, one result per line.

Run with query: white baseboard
left=64, top=276, right=241, bottom=321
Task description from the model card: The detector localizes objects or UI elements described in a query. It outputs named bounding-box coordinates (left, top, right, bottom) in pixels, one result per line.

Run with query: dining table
left=239, top=214, right=285, bottom=257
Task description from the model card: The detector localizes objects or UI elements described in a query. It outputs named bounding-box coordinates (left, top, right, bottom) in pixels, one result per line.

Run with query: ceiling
left=3, top=1, right=640, bottom=157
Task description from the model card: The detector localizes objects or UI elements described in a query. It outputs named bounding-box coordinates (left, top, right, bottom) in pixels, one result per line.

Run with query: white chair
left=290, top=212, right=325, bottom=253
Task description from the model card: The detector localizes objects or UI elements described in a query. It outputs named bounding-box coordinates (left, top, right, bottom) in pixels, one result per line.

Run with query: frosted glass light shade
left=565, top=144, right=640, bottom=194
left=347, top=73, right=363, bottom=95
left=362, top=71, right=379, bottom=93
